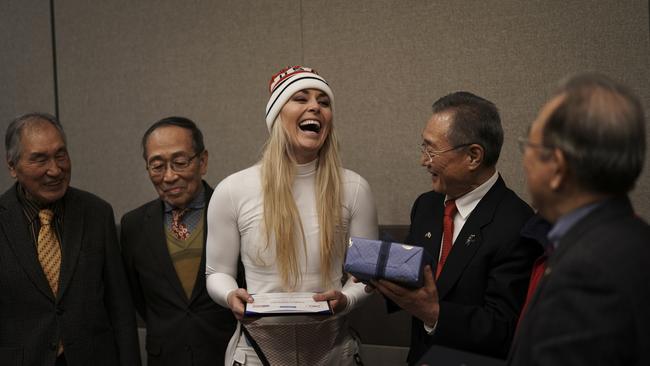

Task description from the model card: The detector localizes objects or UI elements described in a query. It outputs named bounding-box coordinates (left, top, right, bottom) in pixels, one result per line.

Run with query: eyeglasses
left=419, top=142, right=473, bottom=163
left=147, top=151, right=202, bottom=176
left=517, top=137, right=553, bottom=154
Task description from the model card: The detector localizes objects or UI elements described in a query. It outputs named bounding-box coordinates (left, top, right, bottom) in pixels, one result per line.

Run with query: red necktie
left=436, top=200, right=457, bottom=279
left=517, top=254, right=548, bottom=330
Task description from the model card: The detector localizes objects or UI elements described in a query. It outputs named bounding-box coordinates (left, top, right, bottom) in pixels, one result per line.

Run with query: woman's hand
left=227, top=288, right=254, bottom=320
left=313, top=290, right=348, bottom=314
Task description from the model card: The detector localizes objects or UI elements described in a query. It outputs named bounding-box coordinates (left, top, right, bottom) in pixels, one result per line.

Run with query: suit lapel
left=437, top=177, right=507, bottom=299
left=58, top=189, right=84, bottom=300
left=144, top=200, right=189, bottom=303
left=188, top=183, right=213, bottom=304
left=0, top=186, right=54, bottom=300
left=411, top=197, right=444, bottom=273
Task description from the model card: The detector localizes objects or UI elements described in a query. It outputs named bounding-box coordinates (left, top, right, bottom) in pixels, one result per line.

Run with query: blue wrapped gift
left=344, top=237, right=430, bottom=287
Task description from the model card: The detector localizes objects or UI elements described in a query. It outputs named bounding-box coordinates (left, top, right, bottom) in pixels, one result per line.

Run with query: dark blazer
left=508, top=197, right=650, bottom=366
left=406, top=176, right=540, bottom=363
left=120, top=182, right=236, bottom=366
left=0, top=184, right=141, bottom=366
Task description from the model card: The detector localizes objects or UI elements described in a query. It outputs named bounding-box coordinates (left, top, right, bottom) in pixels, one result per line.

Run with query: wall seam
left=300, top=0, right=304, bottom=64
left=49, top=0, right=60, bottom=119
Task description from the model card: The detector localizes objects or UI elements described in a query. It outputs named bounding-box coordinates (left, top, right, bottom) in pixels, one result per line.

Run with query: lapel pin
left=465, top=234, right=476, bottom=246
left=425, top=232, right=432, bottom=239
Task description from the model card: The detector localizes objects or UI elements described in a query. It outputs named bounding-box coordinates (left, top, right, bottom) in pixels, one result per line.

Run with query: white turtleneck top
left=205, top=159, right=378, bottom=311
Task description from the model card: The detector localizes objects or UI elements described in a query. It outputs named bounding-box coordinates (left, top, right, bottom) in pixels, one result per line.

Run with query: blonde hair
left=260, top=116, right=345, bottom=290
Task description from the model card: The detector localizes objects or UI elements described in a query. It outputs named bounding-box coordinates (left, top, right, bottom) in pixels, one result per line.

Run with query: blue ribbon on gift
left=374, top=241, right=391, bottom=279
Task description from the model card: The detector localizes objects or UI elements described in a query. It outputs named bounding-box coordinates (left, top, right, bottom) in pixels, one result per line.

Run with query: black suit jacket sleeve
left=120, top=215, right=147, bottom=320
left=101, top=204, right=143, bottom=366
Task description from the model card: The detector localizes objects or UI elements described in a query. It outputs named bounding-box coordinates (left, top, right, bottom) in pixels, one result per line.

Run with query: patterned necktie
left=38, top=209, right=61, bottom=295
left=172, top=208, right=190, bottom=240
left=436, top=200, right=457, bottom=279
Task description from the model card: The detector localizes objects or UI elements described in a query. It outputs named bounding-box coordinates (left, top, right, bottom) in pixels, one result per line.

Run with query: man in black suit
left=120, top=117, right=236, bottom=366
left=0, top=113, right=141, bottom=366
left=372, top=92, right=540, bottom=363
left=509, top=74, right=650, bottom=365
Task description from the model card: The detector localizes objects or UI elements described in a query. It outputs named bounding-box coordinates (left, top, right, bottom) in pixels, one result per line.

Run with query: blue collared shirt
left=547, top=201, right=604, bottom=248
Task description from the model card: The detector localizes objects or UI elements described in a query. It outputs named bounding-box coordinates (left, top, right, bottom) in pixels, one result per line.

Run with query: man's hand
left=227, top=288, right=254, bottom=320
left=372, top=265, right=440, bottom=327
left=313, top=290, right=348, bottom=314
left=352, top=275, right=375, bottom=293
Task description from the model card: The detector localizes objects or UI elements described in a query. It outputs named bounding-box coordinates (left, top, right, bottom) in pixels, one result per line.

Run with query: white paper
left=245, top=292, right=332, bottom=316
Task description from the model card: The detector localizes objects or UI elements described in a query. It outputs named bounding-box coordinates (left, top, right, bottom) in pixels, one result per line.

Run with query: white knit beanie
left=264, top=66, right=334, bottom=132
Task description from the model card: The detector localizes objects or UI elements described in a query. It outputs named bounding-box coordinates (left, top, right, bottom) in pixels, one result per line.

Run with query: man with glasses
left=508, top=74, right=650, bottom=365
left=372, top=92, right=540, bottom=363
left=0, top=113, right=141, bottom=366
left=120, top=117, right=236, bottom=366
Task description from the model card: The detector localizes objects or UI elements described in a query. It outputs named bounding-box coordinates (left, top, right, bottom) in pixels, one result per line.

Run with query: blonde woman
left=206, top=66, right=378, bottom=365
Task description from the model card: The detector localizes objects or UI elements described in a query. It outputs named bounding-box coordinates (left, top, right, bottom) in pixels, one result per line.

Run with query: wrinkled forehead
left=19, top=119, right=66, bottom=148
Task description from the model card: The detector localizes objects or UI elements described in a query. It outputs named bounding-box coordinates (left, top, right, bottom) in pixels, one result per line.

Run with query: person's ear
left=199, top=150, right=209, bottom=176
left=7, top=159, right=17, bottom=179
left=549, top=148, right=567, bottom=191
left=466, top=144, right=484, bottom=171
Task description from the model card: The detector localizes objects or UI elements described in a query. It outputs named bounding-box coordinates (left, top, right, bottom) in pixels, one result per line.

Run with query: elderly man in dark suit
left=372, top=92, right=540, bottom=363
left=509, top=74, right=650, bottom=365
left=0, top=113, right=141, bottom=366
left=120, top=116, right=236, bottom=366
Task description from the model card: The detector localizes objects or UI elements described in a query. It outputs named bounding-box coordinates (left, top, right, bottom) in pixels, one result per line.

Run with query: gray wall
left=2, top=0, right=649, bottom=224
left=0, top=0, right=55, bottom=132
